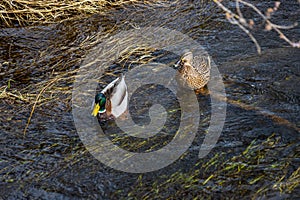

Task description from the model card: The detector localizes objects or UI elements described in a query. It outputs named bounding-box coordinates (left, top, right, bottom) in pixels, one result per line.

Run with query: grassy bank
left=0, top=0, right=164, bottom=27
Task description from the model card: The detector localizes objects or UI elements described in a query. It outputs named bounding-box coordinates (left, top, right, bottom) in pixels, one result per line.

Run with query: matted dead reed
left=0, top=24, right=159, bottom=135
left=0, top=0, right=169, bottom=27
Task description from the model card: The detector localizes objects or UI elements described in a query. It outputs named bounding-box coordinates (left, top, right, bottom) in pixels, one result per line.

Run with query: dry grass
left=0, top=0, right=166, bottom=27
left=0, top=1, right=298, bottom=197
left=0, top=23, right=159, bottom=134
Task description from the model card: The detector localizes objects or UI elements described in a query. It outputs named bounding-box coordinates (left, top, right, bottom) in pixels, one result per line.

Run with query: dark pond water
left=0, top=0, right=299, bottom=199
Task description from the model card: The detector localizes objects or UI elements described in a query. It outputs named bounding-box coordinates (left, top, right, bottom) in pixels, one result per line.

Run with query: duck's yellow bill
left=92, top=104, right=100, bottom=117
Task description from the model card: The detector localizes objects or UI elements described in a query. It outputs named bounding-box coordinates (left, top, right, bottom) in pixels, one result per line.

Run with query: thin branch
left=236, top=0, right=246, bottom=26
left=235, top=18, right=261, bottom=54
left=214, top=0, right=261, bottom=54
left=237, top=0, right=299, bottom=47
left=213, top=0, right=300, bottom=54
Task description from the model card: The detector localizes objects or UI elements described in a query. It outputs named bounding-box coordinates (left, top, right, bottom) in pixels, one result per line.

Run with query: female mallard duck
left=92, top=74, right=128, bottom=119
left=174, top=51, right=211, bottom=90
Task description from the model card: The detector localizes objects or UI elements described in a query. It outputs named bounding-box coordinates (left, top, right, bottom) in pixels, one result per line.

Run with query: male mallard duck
left=174, top=51, right=211, bottom=90
left=92, top=74, right=128, bottom=119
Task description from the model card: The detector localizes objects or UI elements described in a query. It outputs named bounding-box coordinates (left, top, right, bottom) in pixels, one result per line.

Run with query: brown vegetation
left=0, top=0, right=163, bottom=27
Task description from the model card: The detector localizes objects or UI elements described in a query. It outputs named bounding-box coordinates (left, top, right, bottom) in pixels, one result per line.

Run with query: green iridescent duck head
left=92, top=93, right=107, bottom=116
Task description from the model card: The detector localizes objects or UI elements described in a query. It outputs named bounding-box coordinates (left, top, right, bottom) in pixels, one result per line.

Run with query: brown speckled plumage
left=175, top=51, right=211, bottom=90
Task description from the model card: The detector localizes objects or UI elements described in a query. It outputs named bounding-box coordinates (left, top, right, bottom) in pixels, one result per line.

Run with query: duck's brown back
left=178, top=56, right=211, bottom=90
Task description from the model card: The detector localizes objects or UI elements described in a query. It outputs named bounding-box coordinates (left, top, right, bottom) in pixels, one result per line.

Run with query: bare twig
left=213, top=0, right=300, bottom=54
